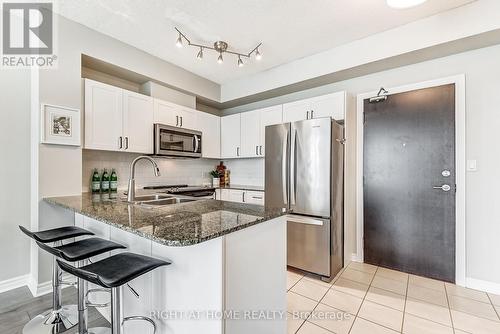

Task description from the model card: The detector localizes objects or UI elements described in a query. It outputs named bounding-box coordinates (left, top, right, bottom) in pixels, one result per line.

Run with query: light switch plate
left=467, top=159, right=477, bottom=171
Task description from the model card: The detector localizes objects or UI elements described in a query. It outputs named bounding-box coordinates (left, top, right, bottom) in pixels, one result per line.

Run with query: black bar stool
left=57, top=252, right=171, bottom=334
left=19, top=225, right=95, bottom=334
left=36, top=238, right=126, bottom=334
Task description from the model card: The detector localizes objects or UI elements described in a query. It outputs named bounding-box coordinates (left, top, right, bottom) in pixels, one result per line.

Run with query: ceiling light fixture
left=174, top=27, right=262, bottom=67
left=386, top=0, right=427, bottom=9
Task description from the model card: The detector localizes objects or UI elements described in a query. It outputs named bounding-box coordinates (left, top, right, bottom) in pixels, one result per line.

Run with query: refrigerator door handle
left=282, top=130, right=288, bottom=205
left=290, top=128, right=297, bottom=206
left=287, top=216, right=324, bottom=226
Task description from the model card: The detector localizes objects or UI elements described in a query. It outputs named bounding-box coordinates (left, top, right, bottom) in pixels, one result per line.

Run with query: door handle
left=119, top=136, right=123, bottom=149
left=176, top=115, right=179, bottom=127
left=124, top=137, right=129, bottom=150
left=433, top=184, right=451, bottom=192
left=288, top=217, right=324, bottom=226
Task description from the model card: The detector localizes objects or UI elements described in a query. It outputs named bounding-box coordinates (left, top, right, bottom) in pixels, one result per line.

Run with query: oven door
left=154, top=124, right=202, bottom=158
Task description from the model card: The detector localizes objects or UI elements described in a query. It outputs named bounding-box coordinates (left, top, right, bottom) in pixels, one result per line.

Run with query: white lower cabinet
left=110, top=226, right=154, bottom=334
left=244, top=191, right=265, bottom=205
left=216, top=189, right=265, bottom=205
left=229, top=189, right=245, bottom=203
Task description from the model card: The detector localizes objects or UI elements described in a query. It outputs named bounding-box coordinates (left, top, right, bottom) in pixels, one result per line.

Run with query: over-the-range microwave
left=154, top=123, right=202, bottom=158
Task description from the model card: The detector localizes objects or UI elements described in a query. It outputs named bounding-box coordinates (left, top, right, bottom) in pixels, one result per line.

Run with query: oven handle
left=193, top=135, right=200, bottom=153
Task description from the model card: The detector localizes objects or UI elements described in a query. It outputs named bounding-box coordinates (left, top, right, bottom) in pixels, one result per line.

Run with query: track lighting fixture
left=174, top=27, right=262, bottom=67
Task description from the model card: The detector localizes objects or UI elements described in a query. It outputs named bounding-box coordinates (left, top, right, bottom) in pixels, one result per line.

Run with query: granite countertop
left=44, top=193, right=285, bottom=247
left=217, top=184, right=265, bottom=191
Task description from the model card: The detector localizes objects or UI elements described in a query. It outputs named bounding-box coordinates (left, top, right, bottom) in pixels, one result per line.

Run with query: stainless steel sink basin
left=120, top=193, right=198, bottom=207
left=132, top=194, right=174, bottom=202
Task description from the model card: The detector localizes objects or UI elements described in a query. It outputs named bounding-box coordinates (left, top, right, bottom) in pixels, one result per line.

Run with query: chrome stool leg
left=23, top=245, right=78, bottom=334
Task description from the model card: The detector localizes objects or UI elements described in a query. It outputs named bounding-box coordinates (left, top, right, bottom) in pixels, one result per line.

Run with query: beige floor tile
left=376, top=267, right=409, bottom=283
left=288, top=313, right=306, bottom=334
left=320, top=289, right=363, bottom=315
left=332, top=277, right=369, bottom=299
left=296, top=321, right=333, bottom=334
left=358, top=300, right=404, bottom=331
left=453, top=330, right=472, bottom=334
left=288, top=270, right=304, bottom=290
left=366, top=286, right=406, bottom=311
left=371, top=275, right=408, bottom=296
left=409, top=274, right=445, bottom=292
left=291, top=279, right=330, bottom=302
left=302, top=274, right=334, bottom=289
left=348, top=261, right=378, bottom=274
left=489, top=293, right=500, bottom=307
left=407, top=284, right=448, bottom=307
left=451, top=310, right=500, bottom=334
left=403, top=313, right=453, bottom=334
left=288, top=291, right=319, bottom=316
left=340, top=268, right=374, bottom=285
left=350, top=317, right=399, bottom=334
left=405, top=297, right=452, bottom=327
left=448, top=295, right=499, bottom=321
left=308, top=303, right=354, bottom=334
left=445, top=283, right=490, bottom=303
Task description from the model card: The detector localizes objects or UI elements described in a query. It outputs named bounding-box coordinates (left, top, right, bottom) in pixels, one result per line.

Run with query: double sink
left=124, top=194, right=198, bottom=208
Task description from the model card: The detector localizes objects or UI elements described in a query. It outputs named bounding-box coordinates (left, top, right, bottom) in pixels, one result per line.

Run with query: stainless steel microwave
left=154, top=124, right=202, bottom=158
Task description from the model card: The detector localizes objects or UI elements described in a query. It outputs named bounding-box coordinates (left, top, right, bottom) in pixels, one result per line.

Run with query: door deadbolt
left=441, top=170, right=451, bottom=177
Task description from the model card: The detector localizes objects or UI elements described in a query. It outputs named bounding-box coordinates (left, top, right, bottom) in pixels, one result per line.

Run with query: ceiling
left=56, top=0, right=474, bottom=85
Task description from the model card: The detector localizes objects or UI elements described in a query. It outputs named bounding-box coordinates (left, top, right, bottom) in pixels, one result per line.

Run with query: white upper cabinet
left=283, top=91, right=346, bottom=122
left=198, top=112, right=220, bottom=159
left=240, top=110, right=261, bottom=158
left=259, top=105, right=283, bottom=156
left=84, top=79, right=123, bottom=151
left=154, top=99, right=198, bottom=130
left=221, top=114, right=241, bottom=158
left=84, top=79, right=154, bottom=154
left=122, top=90, right=154, bottom=154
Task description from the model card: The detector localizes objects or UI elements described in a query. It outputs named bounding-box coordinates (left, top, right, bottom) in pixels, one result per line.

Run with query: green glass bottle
left=91, top=168, right=101, bottom=193
left=101, top=168, right=110, bottom=193
left=110, top=169, right=118, bottom=193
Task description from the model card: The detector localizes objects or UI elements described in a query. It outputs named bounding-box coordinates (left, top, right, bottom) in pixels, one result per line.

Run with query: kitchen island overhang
left=44, top=194, right=287, bottom=334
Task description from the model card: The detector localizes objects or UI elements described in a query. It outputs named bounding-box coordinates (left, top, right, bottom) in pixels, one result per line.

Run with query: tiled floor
left=287, top=262, right=500, bottom=334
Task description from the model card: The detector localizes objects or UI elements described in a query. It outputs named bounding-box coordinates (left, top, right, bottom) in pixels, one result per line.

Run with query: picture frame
left=41, top=103, right=81, bottom=146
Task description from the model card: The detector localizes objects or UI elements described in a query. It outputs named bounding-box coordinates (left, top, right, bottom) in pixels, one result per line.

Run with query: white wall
left=222, top=159, right=264, bottom=187
left=82, top=150, right=218, bottom=191
left=0, top=70, right=31, bottom=282
left=225, top=43, right=500, bottom=288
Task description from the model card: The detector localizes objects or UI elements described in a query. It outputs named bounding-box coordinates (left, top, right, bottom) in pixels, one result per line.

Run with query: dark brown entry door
left=363, top=84, right=456, bottom=283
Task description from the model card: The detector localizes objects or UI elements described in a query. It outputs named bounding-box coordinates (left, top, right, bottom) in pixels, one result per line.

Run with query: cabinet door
left=84, top=79, right=123, bottom=151
left=282, top=99, right=311, bottom=123
left=153, top=99, right=179, bottom=126
left=178, top=107, right=198, bottom=130
left=198, top=112, right=220, bottom=159
left=310, top=91, right=346, bottom=121
left=240, top=110, right=261, bottom=158
left=221, top=114, right=241, bottom=158
left=229, top=189, right=245, bottom=203
left=259, top=105, right=283, bottom=156
left=219, top=189, right=230, bottom=201
left=123, top=91, right=154, bottom=154
left=244, top=191, right=265, bottom=205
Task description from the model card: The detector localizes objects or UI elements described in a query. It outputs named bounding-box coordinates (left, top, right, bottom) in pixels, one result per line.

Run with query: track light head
left=176, top=34, right=183, bottom=48
left=237, top=56, right=244, bottom=67
left=255, top=48, right=262, bottom=60
left=196, top=47, right=203, bottom=59
left=217, top=53, right=223, bottom=64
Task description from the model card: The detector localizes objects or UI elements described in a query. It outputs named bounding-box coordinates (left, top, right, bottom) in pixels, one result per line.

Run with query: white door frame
left=355, top=75, right=466, bottom=286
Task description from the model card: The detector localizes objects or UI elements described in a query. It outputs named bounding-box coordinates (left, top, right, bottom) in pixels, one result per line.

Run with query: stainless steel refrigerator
left=265, top=117, right=344, bottom=282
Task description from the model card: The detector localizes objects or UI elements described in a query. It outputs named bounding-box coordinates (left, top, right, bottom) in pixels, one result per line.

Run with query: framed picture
left=41, top=103, right=81, bottom=146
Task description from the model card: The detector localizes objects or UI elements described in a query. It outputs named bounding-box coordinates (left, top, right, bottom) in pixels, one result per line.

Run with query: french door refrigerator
left=265, top=117, right=344, bottom=282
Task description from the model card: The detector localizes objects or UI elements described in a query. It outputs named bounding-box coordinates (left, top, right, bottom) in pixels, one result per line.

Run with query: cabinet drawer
left=244, top=191, right=265, bottom=205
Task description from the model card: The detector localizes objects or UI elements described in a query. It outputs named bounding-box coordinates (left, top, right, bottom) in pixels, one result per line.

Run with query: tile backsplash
left=82, top=150, right=265, bottom=192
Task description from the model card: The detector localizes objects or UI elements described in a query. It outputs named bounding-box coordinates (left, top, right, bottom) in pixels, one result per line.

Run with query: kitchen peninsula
left=44, top=194, right=287, bottom=334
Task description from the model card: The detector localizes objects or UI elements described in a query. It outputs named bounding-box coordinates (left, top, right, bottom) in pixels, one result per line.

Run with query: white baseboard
left=350, top=253, right=363, bottom=262
left=34, top=274, right=75, bottom=297
left=0, top=274, right=31, bottom=294
left=466, top=277, right=500, bottom=295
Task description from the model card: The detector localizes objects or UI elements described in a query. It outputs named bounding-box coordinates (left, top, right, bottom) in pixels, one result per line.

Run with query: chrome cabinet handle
left=237, top=147, right=240, bottom=156
left=119, top=136, right=123, bottom=149
left=176, top=115, right=179, bottom=126
left=252, top=196, right=263, bottom=199
left=259, top=145, right=263, bottom=155
left=180, top=116, right=183, bottom=127
left=256, top=145, right=258, bottom=155
left=306, top=111, right=309, bottom=120
left=242, top=192, right=245, bottom=202
left=433, top=184, right=451, bottom=192
left=124, top=137, right=129, bottom=150
left=311, top=110, right=314, bottom=119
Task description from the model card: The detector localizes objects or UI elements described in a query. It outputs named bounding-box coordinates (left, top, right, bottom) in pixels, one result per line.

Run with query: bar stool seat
left=37, top=237, right=126, bottom=262
left=19, top=225, right=94, bottom=243
left=58, top=252, right=170, bottom=288
left=58, top=253, right=171, bottom=334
